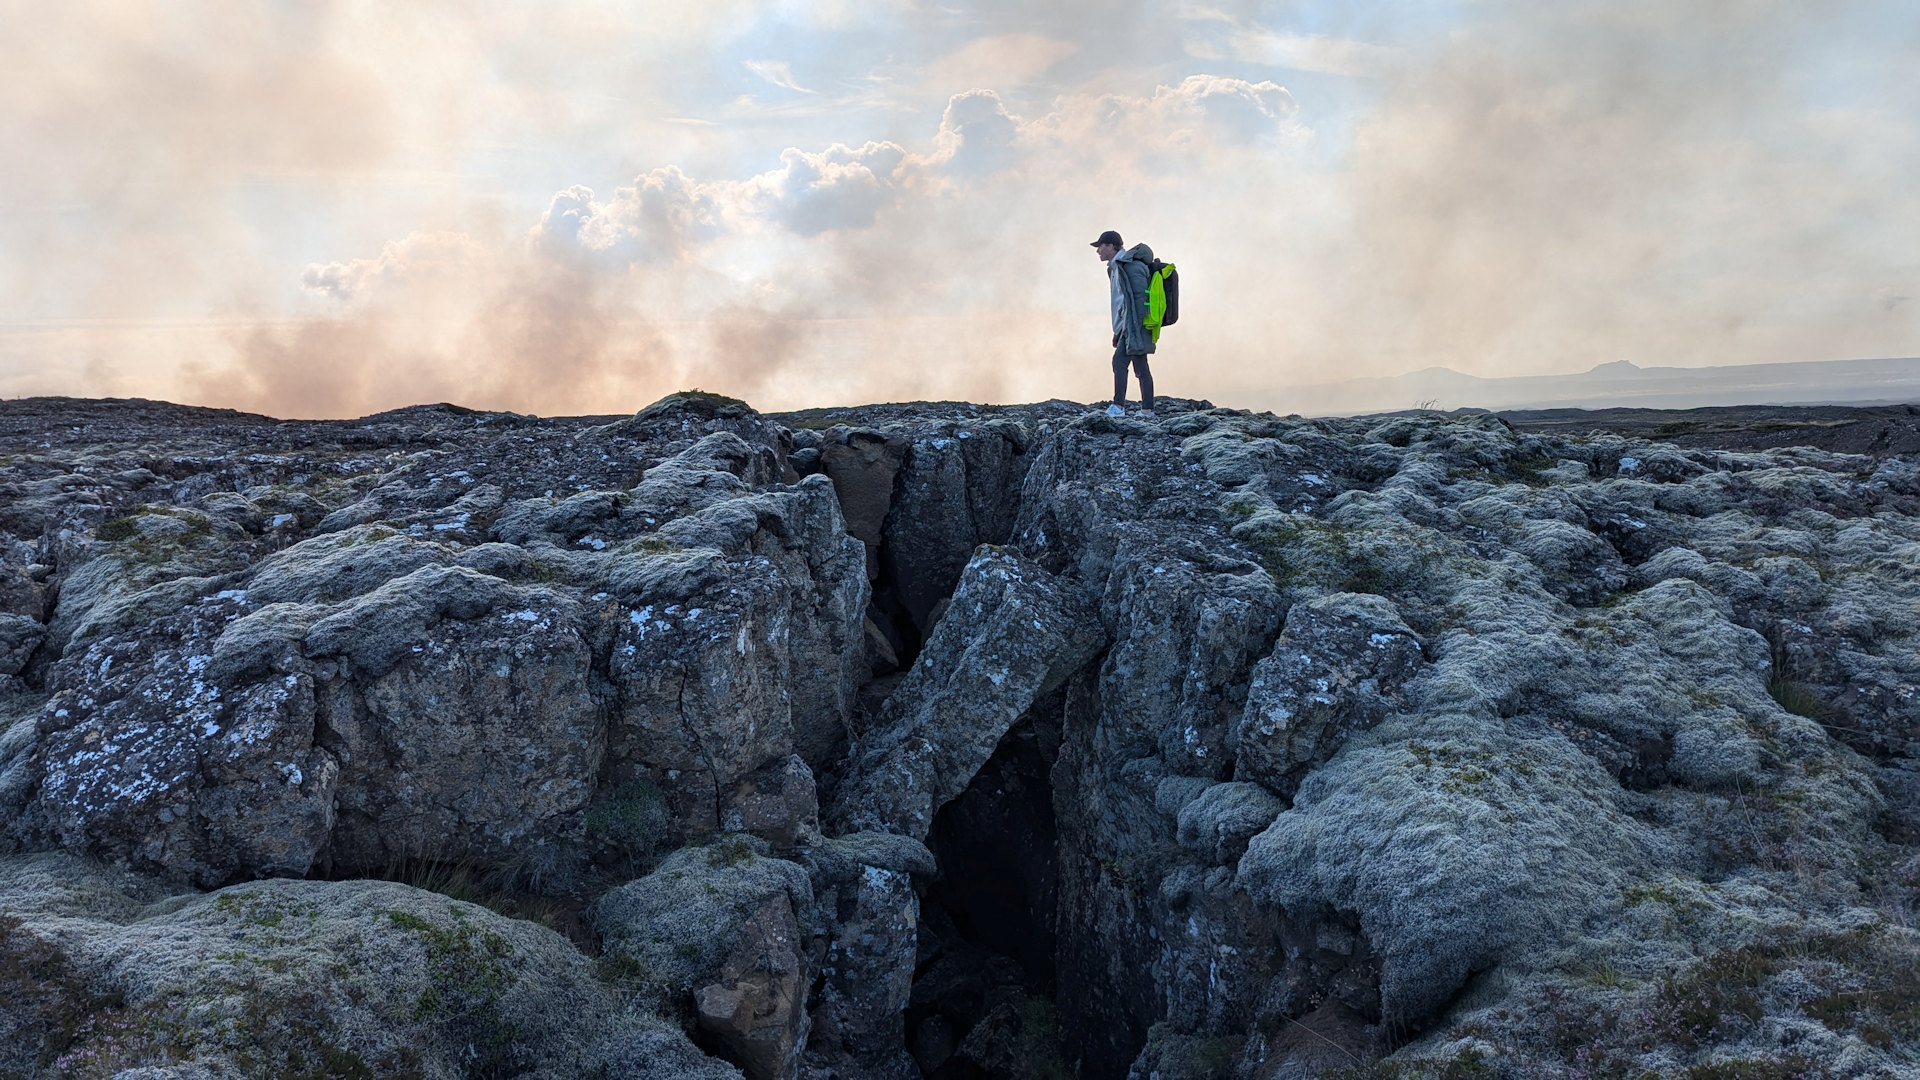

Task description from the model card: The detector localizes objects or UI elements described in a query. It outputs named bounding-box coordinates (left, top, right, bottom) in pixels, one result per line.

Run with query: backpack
left=1144, top=259, right=1179, bottom=342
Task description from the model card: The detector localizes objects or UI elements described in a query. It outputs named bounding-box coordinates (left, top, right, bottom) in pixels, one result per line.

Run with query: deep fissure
left=856, top=465, right=1075, bottom=1074
left=910, top=712, right=1065, bottom=1076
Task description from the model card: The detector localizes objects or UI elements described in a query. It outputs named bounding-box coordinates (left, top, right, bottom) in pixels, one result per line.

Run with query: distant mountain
left=1251, top=355, right=1920, bottom=416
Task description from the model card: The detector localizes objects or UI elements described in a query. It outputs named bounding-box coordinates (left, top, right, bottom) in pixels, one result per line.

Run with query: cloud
left=533, top=168, right=725, bottom=264
left=1154, top=74, right=1299, bottom=143
left=919, top=33, right=1077, bottom=97
left=531, top=142, right=912, bottom=263
left=8, top=2, right=1920, bottom=419
left=1227, top=30, right=1399, bottom=78
left=931, top=90, right=1021, bottom=175
left=746, top=143, right=911, bottom=235
left=301, top=232, right=489, bottom=301
left=744, top=59, right=814, bottom=93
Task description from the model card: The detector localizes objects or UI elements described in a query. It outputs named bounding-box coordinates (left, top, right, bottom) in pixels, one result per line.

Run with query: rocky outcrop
left=1, top=392, right=1917, bottom=1078
left=797, top=831, right=932, bottom=1076
left=4, top=411, right=867, bottom=887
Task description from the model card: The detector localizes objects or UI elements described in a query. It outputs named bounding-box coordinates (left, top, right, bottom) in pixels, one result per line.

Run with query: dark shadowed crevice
left=925, top=718, right=1058, bottom=987
left=868, top=545, right=927, bottom=670
left=908, top=713, right=1067, bottom=1077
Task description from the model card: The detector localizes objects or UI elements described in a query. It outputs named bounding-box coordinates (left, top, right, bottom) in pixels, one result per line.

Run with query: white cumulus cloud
left=931, top=89, right=1021, bottom=176
left=743, top=142, right=910, bottom=235
left=301, top=232, right=489, bottom=302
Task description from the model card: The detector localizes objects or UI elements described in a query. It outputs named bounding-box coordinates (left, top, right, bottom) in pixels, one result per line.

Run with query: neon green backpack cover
left=1144, top=260, right=1179, bottom=343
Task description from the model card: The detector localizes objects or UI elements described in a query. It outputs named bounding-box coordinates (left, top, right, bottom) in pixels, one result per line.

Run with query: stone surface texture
left=0, top=392, right=1916, bottom=1078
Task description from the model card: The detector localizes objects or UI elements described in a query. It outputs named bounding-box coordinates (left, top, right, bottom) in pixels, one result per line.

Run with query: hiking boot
left=1105, top=403, right=1125, bottom=418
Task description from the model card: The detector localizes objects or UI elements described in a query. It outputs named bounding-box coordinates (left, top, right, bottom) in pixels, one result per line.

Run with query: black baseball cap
left=1090, top=230, right=1123, bottom=248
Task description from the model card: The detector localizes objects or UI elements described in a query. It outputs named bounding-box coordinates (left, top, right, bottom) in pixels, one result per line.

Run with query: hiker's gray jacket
left=1109, top=243, right=1157, bottom=356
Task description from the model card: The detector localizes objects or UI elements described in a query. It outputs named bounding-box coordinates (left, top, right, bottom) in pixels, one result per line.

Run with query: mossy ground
left=1412, top=923, right=1919, bottom=1078
left=1, top=908, right=426, bottom=1080
left=386, top=905, right=523, bottom=1076
left=93, top=505, right=217, bottom=565
left=0, top=913, right=116, bottom=1075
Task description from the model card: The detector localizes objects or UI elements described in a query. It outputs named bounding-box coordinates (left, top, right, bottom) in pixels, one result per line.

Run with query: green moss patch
left=1234, top=515, right=1442, bottom=597
left=215, top=978, right=424, bottom=1080
left=1680, top=1056, right=1832, bottom=1080
left=93, top=506, right=216, bottom=564
left=212, top=889, right=323, bottom=930
left=585, top=780, right=670, bottom=874
left=385, top=907, right=517, bottom=1011
left=1653, top=926, right=1919, bottom=1050
left=634, top=389, right=752, bottom=423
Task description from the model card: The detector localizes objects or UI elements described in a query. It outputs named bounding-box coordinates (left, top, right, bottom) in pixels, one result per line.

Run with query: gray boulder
left=29, top=595, right=338, bottom=885
left=593, top=838, right=814, bottom=1008
left=1175, top=781, right=1285, bottom=864
left=594, top=838, right=814, bottom=1079
left=797, top=832, right=927, bottom=1077
left=880, top=423, right=1032, bottom=631
left=321, top=584, right=602, bottom=870
left=819, top=429, right=905, bottom=575
left=245, top=525, right=450, bottom=605
left=1233, top=592, right=1425, bottom=800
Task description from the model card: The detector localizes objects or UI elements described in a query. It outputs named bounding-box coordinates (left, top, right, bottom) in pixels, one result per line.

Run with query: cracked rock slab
left=832, top=547, right=1104, bottom=839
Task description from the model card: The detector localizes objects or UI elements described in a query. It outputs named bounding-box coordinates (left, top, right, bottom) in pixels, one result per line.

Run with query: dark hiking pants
left=1112, top=345, right=1154, bottom=410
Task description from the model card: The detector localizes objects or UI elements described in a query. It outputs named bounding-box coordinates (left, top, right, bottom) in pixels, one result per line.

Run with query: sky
left=2, top=0, right=1917, bottom=418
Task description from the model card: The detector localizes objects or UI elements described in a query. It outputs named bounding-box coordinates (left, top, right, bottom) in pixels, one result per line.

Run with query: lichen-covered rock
left=694, top=889, right=809, bottom=1080
left=818, top=429, right=905, bottom=568
left=797, top=833, right=927, bottom=1078
left=1238, top=719, right=1663, bottom=1024
left=1174, top=782, right=1284, bottom=864
left=320, top=583, right=602, bottom=869
left=616, top=473, right=870, bottom=778
left=594, top=838, right=814, bottom=1008
left=1232, top=592, right=1424, bottom=800
left=990, top=404, right=1913, bottom=1076
left=5, top=405, right=867, bottom=885
left=0, top=613, right=44, bottom=677
left=28, top=595, right=339, bottom=885
left=721, top=753, right=821, bottom=850
left=879, top=422, right=1033, bottom=633
left=832, top=547, right=1104, bottom=839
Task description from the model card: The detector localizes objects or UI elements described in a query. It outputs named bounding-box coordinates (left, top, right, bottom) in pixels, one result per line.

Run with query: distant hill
left=1253, top=355, right=1920, bottom=416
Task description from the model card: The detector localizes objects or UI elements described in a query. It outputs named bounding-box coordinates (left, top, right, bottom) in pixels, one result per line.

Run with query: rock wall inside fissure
left=794, top=416, right=1039, bottom=679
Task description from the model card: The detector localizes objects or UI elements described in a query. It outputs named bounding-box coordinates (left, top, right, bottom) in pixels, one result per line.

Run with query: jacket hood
left=1114, top=242, right=1154, bottom=264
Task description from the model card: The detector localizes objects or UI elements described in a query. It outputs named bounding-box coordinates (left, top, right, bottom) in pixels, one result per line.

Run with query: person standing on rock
left=1093, top=229, right=1156, bottom=418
